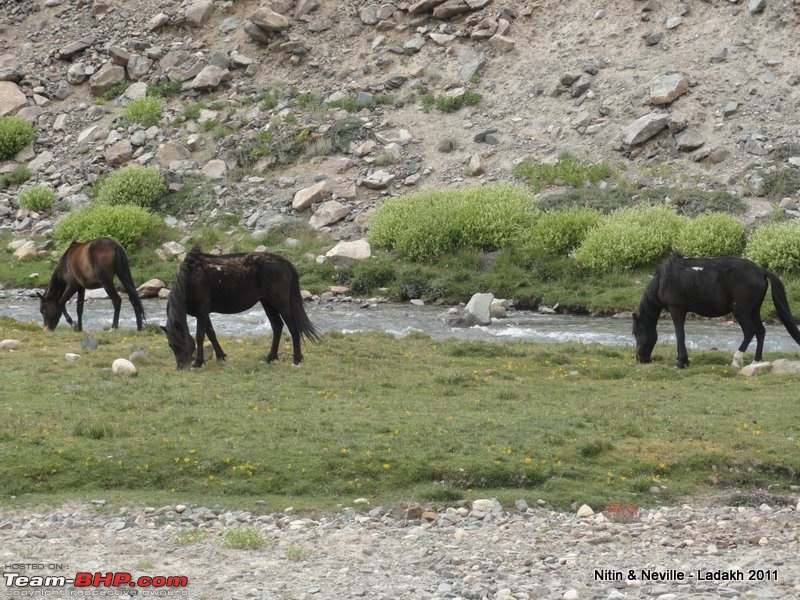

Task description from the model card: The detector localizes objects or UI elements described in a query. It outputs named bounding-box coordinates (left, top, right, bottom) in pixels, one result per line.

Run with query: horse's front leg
left=669, top=309, right=689, bottom=368
left=57, top=285, right=79, bottom=330
left=193, top=314, right=208, bottom=368
left=205, top=320, right=226, bottom=361
left=75, top=288, right=86, bottom=331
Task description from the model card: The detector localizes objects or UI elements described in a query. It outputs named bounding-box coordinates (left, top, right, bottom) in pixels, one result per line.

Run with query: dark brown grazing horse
left=38, top=238, right=146, bottom=331
left=633, top=254, right=800, bottom=368
left=162, top=247, right=319, bottom=369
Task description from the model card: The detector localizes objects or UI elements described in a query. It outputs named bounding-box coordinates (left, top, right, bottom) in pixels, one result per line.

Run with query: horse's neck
left=45, top=270, right=66, bottom=299
left=638, top=277, right=663, bottom=323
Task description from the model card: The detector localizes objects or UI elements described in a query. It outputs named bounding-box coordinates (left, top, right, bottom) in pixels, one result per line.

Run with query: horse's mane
left=168, top=247, right=203, bottom=323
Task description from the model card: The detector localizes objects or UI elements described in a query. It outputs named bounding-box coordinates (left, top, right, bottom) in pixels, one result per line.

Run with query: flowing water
left=4, top=295, right=800, bottom=354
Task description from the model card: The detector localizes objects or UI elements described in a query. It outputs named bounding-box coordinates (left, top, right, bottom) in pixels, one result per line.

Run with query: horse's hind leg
left=732, top=306, right=757, bottom=367
left=752, top=307, right=766, bottom=363
left=261, top=301, right=284, bottom=363
left=205, top=320, right=226, bottom=361
left=75, top=288, right=86, bottom=331
left=101, top=281, right=123, bottom=329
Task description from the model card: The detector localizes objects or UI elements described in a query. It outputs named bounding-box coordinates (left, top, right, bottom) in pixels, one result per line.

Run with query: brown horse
left=38, top=238, right=146, bottom=331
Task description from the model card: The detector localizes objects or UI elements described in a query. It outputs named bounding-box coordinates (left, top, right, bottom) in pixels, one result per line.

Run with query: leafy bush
left=513, top=152, right=615, bottom=193
left=368, top=185, right=537, bottom=261
left=17, top=185, right=55, bottom=212
left=0, top=165, right=32, bottom=189
left=95, top=166, right=166, bottom=208
left=746, top=221, right=800, bottom=271
left=526, top=208, right=602, bottom=256
left=674, top=213, right=746, bottom=258
left=638, top=187, right=746, bottom=217
left=53, top=203, right=161, bottom=249
left=0, top=116, right=35, bottom=160
left=123, top=97, right=163, bottom=128
left=573, top=205, right=685, bottom=271
left=759, top=168, right=800, bottom=200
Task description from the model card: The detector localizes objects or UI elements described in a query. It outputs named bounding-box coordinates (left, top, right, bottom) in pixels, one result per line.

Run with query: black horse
left=38, top=237, right=145, bottom=331
left=633, top=254, right=800, bottom=368
left=162, top=248, right=319, bottom=369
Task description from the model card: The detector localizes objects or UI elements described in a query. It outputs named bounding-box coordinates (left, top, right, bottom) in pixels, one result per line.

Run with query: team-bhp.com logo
left=3, top=571, right=188, bottom=593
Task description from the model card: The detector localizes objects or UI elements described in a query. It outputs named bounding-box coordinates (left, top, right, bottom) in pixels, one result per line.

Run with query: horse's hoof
left=216, top=354, right=227, bottom=361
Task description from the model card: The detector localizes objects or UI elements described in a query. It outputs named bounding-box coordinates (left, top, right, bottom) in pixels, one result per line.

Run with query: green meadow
left=2, top=318, right=799, bottom=513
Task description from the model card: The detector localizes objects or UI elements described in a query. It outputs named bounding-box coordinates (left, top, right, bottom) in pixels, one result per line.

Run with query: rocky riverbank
left=2, top=496, right=799, bottom=599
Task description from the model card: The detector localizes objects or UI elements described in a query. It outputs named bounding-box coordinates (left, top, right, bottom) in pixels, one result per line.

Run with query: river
left=4, top=295, right=800, bottom=354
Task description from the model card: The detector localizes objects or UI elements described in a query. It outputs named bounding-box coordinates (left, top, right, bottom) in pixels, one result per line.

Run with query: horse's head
left=162, top=305, right=195, bottom=369
left=37, top=289, right=61, bottom=331
left=632, top=311, right=657, bottom=363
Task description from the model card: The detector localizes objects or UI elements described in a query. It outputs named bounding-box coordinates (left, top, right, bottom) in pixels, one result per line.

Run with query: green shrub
left=573, top=205, right=685, bottom=271
left=123, top=97, right=163, bottom=128
left=674, top=213, right=746, bottom=258
left=53, top=203, right=161, bottom=249
left=368, top=185, right=537, bottom=261
left=17, top=185, right=55, bottom=212
left=513, top=152, right=615, bottom=193
left=0, top=116, right=35, bottom=160
left=746, top=221, right=800, bottom=271
left=147, top=80, right=182, bottom=99
left=0, top=165, right=32, bottom=189
left=95, top=166, right=166, bottom=208
left=526, top=208, right=602, bottom=256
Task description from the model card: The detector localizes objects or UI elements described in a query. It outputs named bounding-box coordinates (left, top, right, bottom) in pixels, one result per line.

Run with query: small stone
left=577, top=504, right=595, bottom=517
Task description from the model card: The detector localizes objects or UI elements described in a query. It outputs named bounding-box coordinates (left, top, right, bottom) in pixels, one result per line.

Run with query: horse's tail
left=114, top=244, right=147, bottom=328
left=287, top=260, right=320, bottom=342
left=766, top=270, right=800, bottom=346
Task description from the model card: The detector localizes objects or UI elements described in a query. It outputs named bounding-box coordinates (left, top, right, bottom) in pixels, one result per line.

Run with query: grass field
left=2, top=317, right=799, bottom=513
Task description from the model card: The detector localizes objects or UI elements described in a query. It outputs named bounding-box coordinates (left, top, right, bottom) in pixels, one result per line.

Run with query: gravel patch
left=2, top=497, right=799, bottom=599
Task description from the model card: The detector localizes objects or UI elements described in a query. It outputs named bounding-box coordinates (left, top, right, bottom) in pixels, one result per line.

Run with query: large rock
left=89, top=61, right=126, bottom=96
left=309, top=200, right=348, bottom=229
left=324, top=239, right=371, bottom=267
left=620, top=112, right=669, bottom=146
left=104, top=139, right=133, bottom=165
left=155, top=142, right=191, bottom=168
left=292, top=180, right=331, bottom=211
left=112, top=358, right=137, bottom=376
left=409, top=0, right=448, bottom=14
left=185, top=0, right=214, bottom=27
left=250, top=7, right=291, bottom=31
left=13, top=240, right=37, bottom=260
left=465, top=292, right=494, bottom=326
left=0, top=81, right=27, bottom=116
left=137, top=278, right=166, bottom=299
left=649, top=73, right=689, bottom=105
left=202, top=159, right=228, bottom=179
left=361, top=170, right=396, bottom=190
left=186, top=65, right=229, bottom=91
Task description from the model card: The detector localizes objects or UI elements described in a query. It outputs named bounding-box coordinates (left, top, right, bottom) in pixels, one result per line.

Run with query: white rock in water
left=111, top=358, right=137, bottom=376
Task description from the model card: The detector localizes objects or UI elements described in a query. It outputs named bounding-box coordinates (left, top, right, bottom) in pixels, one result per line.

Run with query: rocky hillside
left=1, top=0, right=799, bottom=241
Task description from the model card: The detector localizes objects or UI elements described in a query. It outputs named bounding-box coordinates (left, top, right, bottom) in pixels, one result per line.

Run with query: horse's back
left=659, top=256, right=767, bottom=316
left=62, top=238, right=122, bottom=289
left=179, top=251, right=294, bottom=314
